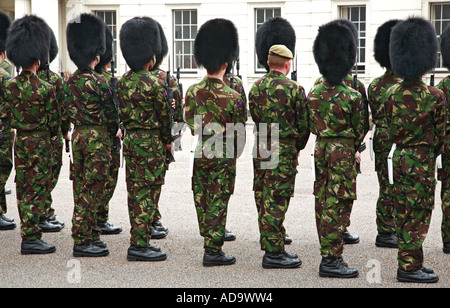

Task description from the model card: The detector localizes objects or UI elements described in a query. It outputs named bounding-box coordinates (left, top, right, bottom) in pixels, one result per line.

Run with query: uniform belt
left=127, top=128, right=160, bottom=136
left=317, top=136, right=355, bottom=146
left=76, top=124, right=107, bottom=132
left=17, top=130, right=50, bottom=137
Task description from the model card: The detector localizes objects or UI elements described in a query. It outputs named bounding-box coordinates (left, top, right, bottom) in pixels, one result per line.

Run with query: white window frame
left=254, top=7, right=282, bottom=73
left=173, top=9, right=198, bottom=73
left=430, top=1, right=450, bottom=71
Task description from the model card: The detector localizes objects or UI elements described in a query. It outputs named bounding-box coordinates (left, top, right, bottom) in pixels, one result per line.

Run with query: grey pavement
left=0, top=123, right=448, bottom=289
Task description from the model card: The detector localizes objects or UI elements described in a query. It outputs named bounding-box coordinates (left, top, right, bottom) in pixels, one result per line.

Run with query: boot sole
left=73, top=251, right=109, bottom=258
left=397, top=276, right=439, bottom=283
left=21, top=247, right=56, bottom=255
left=127, top=255, right=167, bottom=262
left=375, top=242, right=398, bottom=248
left=319, top=271, right=359, bottom=279
left=262, top=260, right=302, bottom=269
left=203, top=259, right=236, bottom=267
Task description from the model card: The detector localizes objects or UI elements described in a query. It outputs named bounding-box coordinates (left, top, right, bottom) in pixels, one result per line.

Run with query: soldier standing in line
left=65, top=13, right=119, bottom=258
left=435, top=24, right=450, bottom=255
left=312, top=19, right=369, bottom=245
left=185, top=18, right=245, bottom=267
left=386, top=17, right=445, bottom=283
left=4, top=15, right=60, bottom=254
left=148, top=21, right=183, bottom=240
left=250, top=17, right=308, bottom=269
left=0, top=11, right=15, bottom=231
left=36, top=28, right=65, bottom=233
left=309, top=20, right=365, bottom=278
left=94, top=24, right=123, bottom=236
left=367, top=19, right=402, bottom=249
left=117, top=16, right=170, bottom=262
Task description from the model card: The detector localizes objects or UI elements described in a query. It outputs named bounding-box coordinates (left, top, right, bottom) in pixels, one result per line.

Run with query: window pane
left=274, top=9, right=281, bottom=17
left=191, top=11, right=197, bottom=24
left=183, top=11, right=190, bottom=24
left=175, top=11, right=181, bottom=25
left=257, top=10, right=264, bottom=24
left=175, top=26, right=182, bottom=39
left=183, top=26, right=190, bottom=39
left=444, top=5, right=450, bottom=20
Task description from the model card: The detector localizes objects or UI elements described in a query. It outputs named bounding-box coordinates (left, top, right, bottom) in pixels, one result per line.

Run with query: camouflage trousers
left=0, top=129, right=13, bottom=215
left=124, top=130, right=166, bottom=248
left=392, top=148, right=435, bottom=271
left=44, top=135, right=63, bottom=220
left=253, top=143, right=298, bottom=253
left=374, top=148, right=395, bottom=234
left=192, top=157, right=235, bottom=253
left=438, top=152, right=449, bottom=245
left=70, top=126, right=111, bottom=245
left=14, top=132, right=52, bottom=240
left=313, top=140, right=357, bottom=259
left=97, top=137, right=120, bottom=224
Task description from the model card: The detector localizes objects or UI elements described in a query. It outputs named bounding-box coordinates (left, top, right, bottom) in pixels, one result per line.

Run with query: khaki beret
left=268, top=44, right=293, bottom=59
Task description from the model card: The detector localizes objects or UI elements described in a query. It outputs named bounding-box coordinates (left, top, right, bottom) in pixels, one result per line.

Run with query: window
left=431, top=2, right=450, bottom=69
left=94, top=10, right=117, bottom=73
left=340, top=5, right=366, bottom=74
left=255, top=7, right=281, bottom=73
left=173, top=9, right=198, bottom=72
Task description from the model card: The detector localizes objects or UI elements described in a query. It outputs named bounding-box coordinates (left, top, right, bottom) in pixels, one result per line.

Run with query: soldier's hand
left=116, top=128, right=123, bottom=140
left=63, top=134, right=70, bottom=141
left=355, top=152, right=362, bottom=164
left=164, top=142, right=174, bottom=156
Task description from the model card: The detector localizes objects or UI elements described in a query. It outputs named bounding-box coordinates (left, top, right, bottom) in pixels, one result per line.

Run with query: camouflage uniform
left=117, top=69, right=172, bottom=248
left=185, top=76, right=246, bottom=253
left=384, top=80, right=446, bottom=271
left=4, top=71, right=60, bottom=240
left=308, top=80, right=365, bottom=259
left=367, top=69, right=402, bottom=235
left=249, top=70, right=309, bottom=253
left=64, top=67, right=118, bottom=245
left=95, top=67, right=120, bottom=226
left=432, top=77, right=450, bottom=250
left=0, top=66, right=12, bottom=218
left=37, top=69, right=65, bottom=221
left=224, top=72, right=248, bottom=123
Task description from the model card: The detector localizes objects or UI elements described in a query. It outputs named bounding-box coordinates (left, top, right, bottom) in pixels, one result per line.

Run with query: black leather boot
left=262, top=251, right=302, bottom=269
left=319, top=257, right=359, bottom=278
left=342, top=229, right=360, bottom=244
left=98, top=222, right=122, bottom=235
left=375, top=233, right=398, bottom=248
left=152, top=220, right=168, bottom=233
left=21, top=239, right=56, bottom=255
left=38, top=220, right=63, bottom=233
left=224, top=229, right=236, bottom=241
left=443, top=242, right=450, bottom=254
left=127, top=245, right=167, bottom=262
left=203, top=250, right=236, bottom=267
left=0, top=215, right=16, bottom=230
left=397, top=268, right=439, bottom=283
left=73, top=242, right=109, bottom=257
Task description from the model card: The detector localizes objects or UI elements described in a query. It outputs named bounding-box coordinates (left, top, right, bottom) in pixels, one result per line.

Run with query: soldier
left=435, top=25, right=450, bottom=255
left=94, top=24, right=123, bottom=236
left=367, top=19, right=402, bottom=248
left=36, top=28, right=65, bottom=233
left=117, top=16, right=169, bottom=262
left=313, top=19, right=369, bottom=245
left=386, top=17, right=445, bottom=283
left=0, top=11, right=15, bottom=231
left=309, top=20, right=365, bottom=278
left=4, top=15, right=60, bottom=254
left=148, top=21, right=183, bottom=240
left=185, top=18, right=245, bottom=267
left=250, top=17, right=308, bottom=269
left=65, top=14, right=119, bottom=257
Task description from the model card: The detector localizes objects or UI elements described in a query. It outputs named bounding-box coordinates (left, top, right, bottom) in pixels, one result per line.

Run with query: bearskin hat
left=96, top=25, right=113, bottom=72
left=374, top=19, right=401, bottom=69
left=39, top=28, right=58, bottom=70
left=336, top=19, right=358, bottom=45
left=440, top=24, right=450, bottom=70
left=154, top=21, right=168, bottom=69
left=313, top=20, right=357, bottom=85
left=6, top=15, right=51, bottom=69
left=255, top=17, right=296, bottom=72
left=0, top=11, right=11, bottom=53
left=67, top=13, right=106, bottom=69
left=390, top=17, right=438, bottom=81
left=194, top=18, right=238, bottom=73
left=120, top=17, right=161, bottom=72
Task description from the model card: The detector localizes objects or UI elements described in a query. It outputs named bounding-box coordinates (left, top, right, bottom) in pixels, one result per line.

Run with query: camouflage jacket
left=185, top=76, right=246, bottom=158
left=384, top=79, right=446, bottom=155
left=308, top=79, right=365, bottom=151
left=4, top=70, right=60, bottom=136
left=433, top=76, right=450, bottom=175
left=117, top=69, right=172, bottom=145
left=63, top=67, right=118, bottom=136
left=37, top=69, right=67, bottom=136
left=151, top=68, right=184, bottom=123
left=224, top=72, right=248, bottom=123
left=316, top=74, right=370, bottom=136
left=0, top=66, right=11, bottom=130
left=250, top=70, right=309, bottom=151
left=368, top=69, right=403, bottom=149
